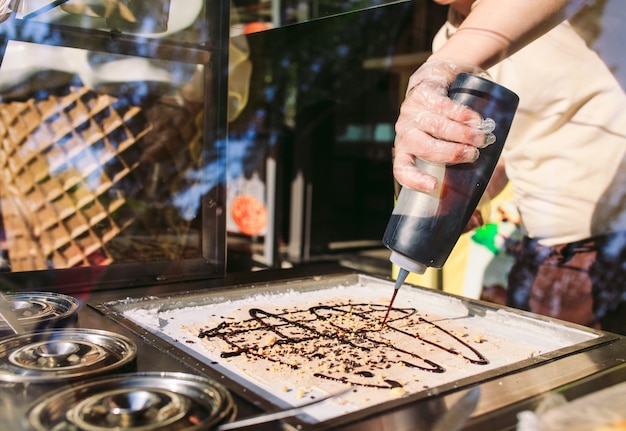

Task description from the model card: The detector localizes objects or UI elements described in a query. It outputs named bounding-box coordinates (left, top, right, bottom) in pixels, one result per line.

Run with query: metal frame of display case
left=0, top=0, right=231, bottom=292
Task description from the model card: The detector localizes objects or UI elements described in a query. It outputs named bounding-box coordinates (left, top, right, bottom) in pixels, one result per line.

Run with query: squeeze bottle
left=382, top=73, right=519, bottom=314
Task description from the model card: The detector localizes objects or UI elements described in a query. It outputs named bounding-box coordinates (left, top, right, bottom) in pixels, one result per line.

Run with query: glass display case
left=0, top=0, right=230, bottom=290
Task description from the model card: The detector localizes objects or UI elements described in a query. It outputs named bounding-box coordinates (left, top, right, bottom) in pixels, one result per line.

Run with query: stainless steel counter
left=2, top=263, right=626, bottom=431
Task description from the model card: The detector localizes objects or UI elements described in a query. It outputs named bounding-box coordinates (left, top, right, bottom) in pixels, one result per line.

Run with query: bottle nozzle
left=395, top=267, right=409, bottom=290
left=382, top=267, right=411, bottom=327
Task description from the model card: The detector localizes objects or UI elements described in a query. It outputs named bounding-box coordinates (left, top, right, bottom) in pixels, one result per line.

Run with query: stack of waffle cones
left=0, top=83, right=204, bottom=271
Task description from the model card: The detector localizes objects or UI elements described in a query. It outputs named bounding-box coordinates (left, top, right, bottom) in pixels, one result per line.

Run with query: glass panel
left=225, top=1, right=445, bottom=268
left=0, top=0, right=229, bottom=287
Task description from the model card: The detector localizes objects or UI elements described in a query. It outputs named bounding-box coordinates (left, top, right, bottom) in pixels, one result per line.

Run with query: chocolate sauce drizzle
left=198, top=302, right=489, bottom=389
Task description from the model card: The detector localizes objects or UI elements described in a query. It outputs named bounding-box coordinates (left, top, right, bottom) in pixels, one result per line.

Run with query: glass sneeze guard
left=0, top=0, right=230, bottom=291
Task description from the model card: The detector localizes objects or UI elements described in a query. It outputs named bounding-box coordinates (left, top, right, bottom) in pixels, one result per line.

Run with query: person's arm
left=432, top=0, right=586, bottom=69
left=394, top=0, right=589, bottom=191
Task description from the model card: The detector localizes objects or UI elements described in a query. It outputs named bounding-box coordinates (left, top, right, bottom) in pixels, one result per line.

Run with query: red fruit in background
left=231, top=195, right=267, bottom=236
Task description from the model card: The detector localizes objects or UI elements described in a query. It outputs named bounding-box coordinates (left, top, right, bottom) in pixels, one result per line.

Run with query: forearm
left=392, top=0, right=589, bottom=192
left=430, top=0, right=588, bottom=69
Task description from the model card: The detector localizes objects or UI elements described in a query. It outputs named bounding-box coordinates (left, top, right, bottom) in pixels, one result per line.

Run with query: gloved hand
left=393, top=58, right=496, bottom=192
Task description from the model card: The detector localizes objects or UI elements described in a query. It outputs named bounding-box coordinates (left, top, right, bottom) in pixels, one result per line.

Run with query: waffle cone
left=0, top=84, right=204, bottom=271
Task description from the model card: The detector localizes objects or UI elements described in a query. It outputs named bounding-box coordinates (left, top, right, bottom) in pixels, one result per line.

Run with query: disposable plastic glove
left=393, top=58, right=496, bottom=192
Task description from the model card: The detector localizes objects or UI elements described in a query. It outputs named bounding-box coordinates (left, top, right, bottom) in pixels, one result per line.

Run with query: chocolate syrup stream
left=381, top=288, right=398, bottom=327
left=382, top=269, right=408, bottom=326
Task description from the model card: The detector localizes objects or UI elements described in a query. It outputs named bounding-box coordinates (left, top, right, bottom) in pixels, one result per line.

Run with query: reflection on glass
left=57, top=0, right=172, bottom=33
left=0, top=1, right=226, bottom=274
left=232, top=0, right=405, bottom=30
left=0, top=44, right=209, bottom=271
left=15, top=0, right=208, bottom=43
left=282, top=0, right=407, bottom=23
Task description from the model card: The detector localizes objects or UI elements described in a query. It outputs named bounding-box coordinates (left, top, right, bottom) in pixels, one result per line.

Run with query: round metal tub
left=0, top=292, right=80, bottom=337
left=0, top=328, right=137, bottom=383
left=26, top=372, right=236, bottom=431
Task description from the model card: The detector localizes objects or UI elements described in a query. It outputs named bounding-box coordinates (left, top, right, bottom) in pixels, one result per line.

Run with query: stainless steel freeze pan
left=93, top=272, right=624, bottom=430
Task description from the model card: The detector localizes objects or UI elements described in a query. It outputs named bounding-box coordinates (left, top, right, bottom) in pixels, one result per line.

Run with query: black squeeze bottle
left=382, top=73, right=519, bottom=311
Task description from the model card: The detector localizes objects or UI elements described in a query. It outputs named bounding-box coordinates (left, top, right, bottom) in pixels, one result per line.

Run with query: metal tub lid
left=26, top=372, right=236, bottom=431
left=0, top=292, right=80, bottom=336
left=0, top=328, right=137, bottom=383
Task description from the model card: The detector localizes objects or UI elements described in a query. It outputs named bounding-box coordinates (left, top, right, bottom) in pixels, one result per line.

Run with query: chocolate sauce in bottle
left=382, top=73, right=519, bottom=315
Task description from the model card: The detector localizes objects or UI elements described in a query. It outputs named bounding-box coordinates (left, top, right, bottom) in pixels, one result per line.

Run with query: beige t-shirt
left=434, top=12, right=626, bottom=246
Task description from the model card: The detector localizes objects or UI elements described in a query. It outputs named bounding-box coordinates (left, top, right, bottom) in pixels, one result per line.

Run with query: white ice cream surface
left=119, top=278, right=596, bottom=424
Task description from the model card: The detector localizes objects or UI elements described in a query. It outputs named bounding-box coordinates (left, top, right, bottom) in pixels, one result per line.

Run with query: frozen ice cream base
left=108, top=274, right=599, bottom=424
